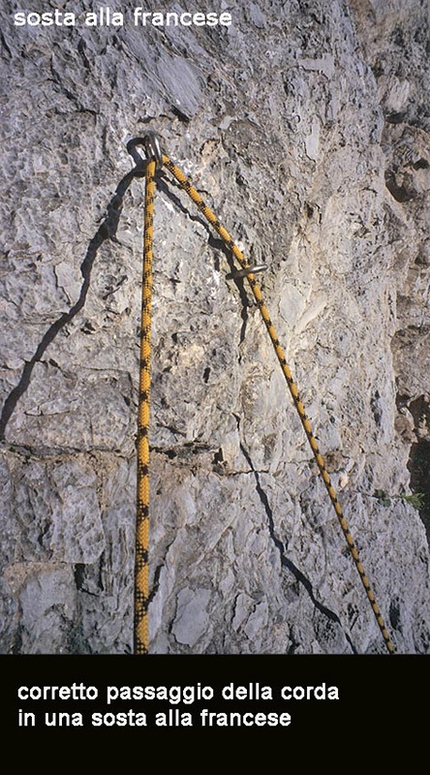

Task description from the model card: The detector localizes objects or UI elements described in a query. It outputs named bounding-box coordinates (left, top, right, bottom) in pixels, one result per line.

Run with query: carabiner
left=143, top=131, right=163, bottom=171
left=127, top=132, right=163, bottom=172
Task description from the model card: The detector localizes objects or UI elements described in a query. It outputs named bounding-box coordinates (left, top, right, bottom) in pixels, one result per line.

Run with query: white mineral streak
left=1, top=0, right=429, bottom=654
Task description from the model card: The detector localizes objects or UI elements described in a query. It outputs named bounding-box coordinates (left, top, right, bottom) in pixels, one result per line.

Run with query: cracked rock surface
left=1, top=0, right=430, bottom=654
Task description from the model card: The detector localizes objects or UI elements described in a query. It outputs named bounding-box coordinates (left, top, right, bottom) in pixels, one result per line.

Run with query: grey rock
left=1, top=0, right=430, bottom=654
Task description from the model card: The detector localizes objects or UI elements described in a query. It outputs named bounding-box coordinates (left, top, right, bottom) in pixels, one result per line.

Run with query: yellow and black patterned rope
left=134, top=158, right=156, bottom=655
left=159, top=153, right=395, bottom=655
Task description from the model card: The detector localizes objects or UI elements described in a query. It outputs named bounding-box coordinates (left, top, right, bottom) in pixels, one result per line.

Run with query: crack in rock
left=0, top=164, right=143, bottom=441
left=237, top=428, right=356, bottom=652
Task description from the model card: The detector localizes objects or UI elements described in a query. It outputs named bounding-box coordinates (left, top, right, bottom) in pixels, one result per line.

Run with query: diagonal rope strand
left=159, top=152, right=395, bottom=654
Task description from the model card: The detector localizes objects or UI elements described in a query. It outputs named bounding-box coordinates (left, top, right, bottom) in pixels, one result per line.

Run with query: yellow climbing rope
left=134, top=133, right=396, bottom=655
left=134, top=156, right=156, bottom=655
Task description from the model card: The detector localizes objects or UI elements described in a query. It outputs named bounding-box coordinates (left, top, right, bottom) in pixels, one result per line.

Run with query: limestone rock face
left=1, top=0, right=429, bottom=654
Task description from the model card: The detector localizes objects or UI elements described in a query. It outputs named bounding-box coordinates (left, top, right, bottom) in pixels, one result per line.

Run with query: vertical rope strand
left=162, top=154, right=395, bottom=654
left=134, top=158, right=156, bottom=655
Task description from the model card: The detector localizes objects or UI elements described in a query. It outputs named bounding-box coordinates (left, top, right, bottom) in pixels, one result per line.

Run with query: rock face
left=1, top=0, right=429, bottom=654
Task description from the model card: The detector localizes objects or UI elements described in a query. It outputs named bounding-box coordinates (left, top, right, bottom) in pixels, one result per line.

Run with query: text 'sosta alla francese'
left=13, top=9, right=233, bottom=28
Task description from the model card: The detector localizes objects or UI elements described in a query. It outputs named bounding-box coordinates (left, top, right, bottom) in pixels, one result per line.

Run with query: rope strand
left=160, top=153, right=395, bottom=655
left=132, top=141, right=395, bottom=655
left=134, top=158, right=156, bottom=655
